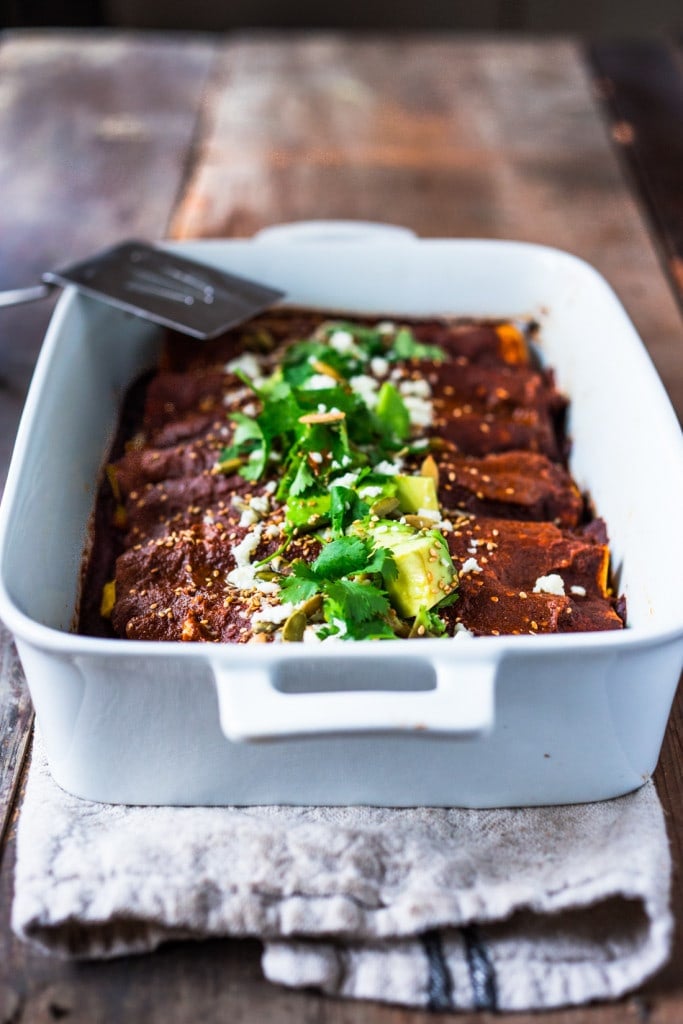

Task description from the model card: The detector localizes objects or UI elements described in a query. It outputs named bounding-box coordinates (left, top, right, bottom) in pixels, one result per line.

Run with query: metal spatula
left=0, top=240, right=285, bottom=340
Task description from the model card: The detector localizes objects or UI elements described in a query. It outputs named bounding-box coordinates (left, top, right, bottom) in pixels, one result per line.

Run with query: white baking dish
left=1, top=223, right=682, bottom=807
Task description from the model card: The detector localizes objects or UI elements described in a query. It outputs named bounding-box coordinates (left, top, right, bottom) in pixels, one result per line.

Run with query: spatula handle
left=0, top=283, right=54, bottom=308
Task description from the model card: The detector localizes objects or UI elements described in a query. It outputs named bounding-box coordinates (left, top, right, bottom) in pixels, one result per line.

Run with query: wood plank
left=588, top=40, right=683, bottom=320
left=0, top=27, right=216, bottom=858
left=171, top=35, right=683, bottom=419
left=0, top=30, right=217, bottom=492
left=0, top=626, right=32, bottom=855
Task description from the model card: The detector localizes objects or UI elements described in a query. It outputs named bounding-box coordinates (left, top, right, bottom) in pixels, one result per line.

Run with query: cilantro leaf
left=390, top=326, right=446, bottom=362
left=345, top=618, right=399, bottom=640
left=374, top=382, right=410, bottom=441
left=310, top=536, right=370, bottom=580
left=410, top=605, right=448, bottom=638
left=218, top=411, right=268, bottom=479
left=321, top=321, right=385, bottom=355
left=329, top=485, right=370, bottom=537
left=288, top=458, right=317, bottom=497
left=279, top=560, right=321, bottom=603
left=363, top=545, right=398, bottom=582
left=324, top=579, right=391, bottom=624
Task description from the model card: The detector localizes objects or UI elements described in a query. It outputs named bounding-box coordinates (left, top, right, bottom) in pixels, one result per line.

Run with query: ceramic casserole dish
left=1, top=222, right=682, bottom=807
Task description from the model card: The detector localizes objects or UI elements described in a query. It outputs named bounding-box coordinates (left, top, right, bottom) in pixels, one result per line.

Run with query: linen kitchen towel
left=13, top=732, right=672, bottom=1013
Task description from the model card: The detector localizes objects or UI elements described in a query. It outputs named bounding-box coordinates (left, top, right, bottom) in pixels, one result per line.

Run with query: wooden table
left=0, top=30, right=681, bottom=1023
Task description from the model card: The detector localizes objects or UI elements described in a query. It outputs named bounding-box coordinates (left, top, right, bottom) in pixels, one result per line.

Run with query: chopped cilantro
left=324, top=579, right=391, bottom=623
left=279, top=535, right=404, bottom=640
left=374, top=382, right=410, bottom=441
left=216, top=315, right=458, bottom=641
left=329, top=485, right=370, bottom=537
left=311, top=536, right=371, bottom=580
left=410, top=605, right=448, bottom=638
left=389, top=326, right=446, bottom=363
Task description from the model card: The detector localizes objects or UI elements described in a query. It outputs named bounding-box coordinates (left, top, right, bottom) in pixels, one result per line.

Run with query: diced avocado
left=286, top=493, right=331, bottom=531
left=394, top=474, right=439, bottom=514
left=362, top=518, right=414, bottom=544
left=369, top=522, right=457, bottom=618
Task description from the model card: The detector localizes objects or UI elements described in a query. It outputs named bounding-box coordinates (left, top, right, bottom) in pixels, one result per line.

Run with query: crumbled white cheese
left=376, top=321, right=396, bottom=335
left=250, top=495, right=270, bottom=516
left=533, top=574, right=566, bottom=596
left=263, top=522, right=281, bottom=539
left=227, top=565, right=279, bottom=595
left=570, top=585, right=587, bottom=597
left=349, top=374, right=380, bottom=408
left=231, top=524, right=263, bottom=568
left=374, top=458, right=404, bottom=475
left=453, top=623, right=474, bottom=638
left=303, top=626, right=323, bottom=643
left=309, top=451, right=323, bottom=464
left=302, top=373, right=338, bottom=390
left=402, top=394, right=433, bottom=428
left=251, top=602, right=295, bottom=630
left=460, top=557, right=483, bottom=574
left=370, top=356, right=389, bottom=378
left=264, top=480, right=277, bottom=494
left=328, top=330, right=357, bottom=353
left=239, top=508, right=259, bottom=527
left=227, top=524, right=278, bottom=592
left=241, top=403, right=258, bottom=418
left=332, top=471, right=360, bottom=489
left=399, top=378, right=431, bottom=398
left=222, top=386, right=252, bottom=407
left=225, top=353, right=263, bottom=380
left=359, top=484, right=383, bottom=498
left=417, top=507, right=440, bottom=522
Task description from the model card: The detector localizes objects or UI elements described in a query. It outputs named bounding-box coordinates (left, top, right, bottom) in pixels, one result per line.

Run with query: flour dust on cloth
left=14, top=734, right=672, bottom=1013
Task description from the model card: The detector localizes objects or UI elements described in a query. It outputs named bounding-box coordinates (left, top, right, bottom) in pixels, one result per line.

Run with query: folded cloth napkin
left=13, top=733, right=672, bottom=1013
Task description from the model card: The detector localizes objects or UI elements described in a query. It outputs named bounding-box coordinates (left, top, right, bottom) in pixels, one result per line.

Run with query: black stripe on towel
left=421, top=930, right=454, bottom=1011
left=460, top=924, right=499, bottom=1011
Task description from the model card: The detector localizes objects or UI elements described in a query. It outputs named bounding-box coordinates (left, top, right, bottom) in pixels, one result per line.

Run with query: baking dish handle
left=212, top=657, right=497, bottom=742
left=253, top=220, right=417, bottom=245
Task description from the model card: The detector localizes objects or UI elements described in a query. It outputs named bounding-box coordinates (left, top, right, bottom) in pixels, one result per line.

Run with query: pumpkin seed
left=282, top=610, right=307, bottom=642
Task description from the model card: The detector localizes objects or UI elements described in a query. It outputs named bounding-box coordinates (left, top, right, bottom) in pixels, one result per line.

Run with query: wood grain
left=0, top=31, right=217, bottom=492
left=1, top=30, right=682, bottom=1024
left=0, top=627, right=32, bottom=855
left=170, top=35, right=683, bottom=418
left=0, top=28, right=215, bottom=855
left=589, top=40, right=683, bottom=321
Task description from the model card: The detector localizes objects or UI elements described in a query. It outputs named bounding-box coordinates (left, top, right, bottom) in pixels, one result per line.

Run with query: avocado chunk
left=369, top=521, right=457, bottom=618
left=394, top=474, right=439, bottom=514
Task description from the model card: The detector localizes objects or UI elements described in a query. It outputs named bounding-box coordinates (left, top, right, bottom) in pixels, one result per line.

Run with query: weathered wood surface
left=589, top=40, right=683, bottom=317
left=0, top=30, right=682, bottom=1024
left=171, top=35, right=683, bottom=417
left=0, top=31, right=217, bottom=491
